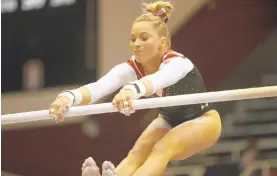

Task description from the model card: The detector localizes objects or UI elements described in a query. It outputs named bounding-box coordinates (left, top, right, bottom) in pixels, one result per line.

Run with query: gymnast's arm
left=122, top=57, right=194, bottom=97
left=60, top=63, right=137, bottom=105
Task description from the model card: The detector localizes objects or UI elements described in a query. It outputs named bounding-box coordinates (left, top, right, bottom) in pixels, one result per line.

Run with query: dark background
left=2, top=0, right=97, bottom=92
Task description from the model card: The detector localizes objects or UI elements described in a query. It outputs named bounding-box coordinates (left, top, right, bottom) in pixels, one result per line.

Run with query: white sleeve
left=84, top=63, right=137, bottom=103
left=143, top=57, right=194, bottom=94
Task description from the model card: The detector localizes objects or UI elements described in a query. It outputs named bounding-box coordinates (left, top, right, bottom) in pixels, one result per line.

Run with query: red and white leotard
left=83, top=50, right=194, bottom=103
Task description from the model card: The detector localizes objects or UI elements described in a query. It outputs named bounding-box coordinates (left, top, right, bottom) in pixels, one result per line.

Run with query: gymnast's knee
left=127, top=142, right=153, bottom=164
left=150, top=142, right=176, bottom=159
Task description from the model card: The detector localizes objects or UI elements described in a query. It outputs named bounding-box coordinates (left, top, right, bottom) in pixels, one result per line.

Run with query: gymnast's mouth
left=134, top=51, right=143, bottom=54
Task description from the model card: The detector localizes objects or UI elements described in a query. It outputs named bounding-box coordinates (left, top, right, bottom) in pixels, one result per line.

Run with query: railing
left=165, top=159, right=277, bottom=176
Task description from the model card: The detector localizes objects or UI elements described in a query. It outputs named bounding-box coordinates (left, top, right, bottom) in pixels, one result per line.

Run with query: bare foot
left=81, top=157, right=101, bottom=176
left=102, top=161, right=116, bottom=176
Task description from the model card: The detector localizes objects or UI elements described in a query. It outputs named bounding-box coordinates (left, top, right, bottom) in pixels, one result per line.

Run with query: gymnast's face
left=130, top=21, right=163, bottom=64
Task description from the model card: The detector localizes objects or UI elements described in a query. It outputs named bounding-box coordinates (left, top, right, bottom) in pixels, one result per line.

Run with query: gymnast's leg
left=115, top=115, right=171, bottom=176
left=133, top=110, right=222, bottom=176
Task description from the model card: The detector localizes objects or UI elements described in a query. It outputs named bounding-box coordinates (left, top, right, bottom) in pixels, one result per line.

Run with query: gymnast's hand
left=112, top=89, right=135, bottom=116
left=49, top=96, right=72, bottom=123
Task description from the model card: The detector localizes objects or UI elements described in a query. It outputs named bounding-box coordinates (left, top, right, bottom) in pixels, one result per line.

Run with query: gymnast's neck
left=140, top=53, right=163, bottom=75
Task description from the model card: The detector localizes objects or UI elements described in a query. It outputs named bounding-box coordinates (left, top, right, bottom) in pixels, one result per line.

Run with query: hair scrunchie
left=146, top=7, right=168, bottom=23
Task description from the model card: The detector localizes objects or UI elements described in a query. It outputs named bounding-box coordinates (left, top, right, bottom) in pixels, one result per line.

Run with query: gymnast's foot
left=102, top=161, right=116, bottom=176
left=81, top=157, right=101, bottom=176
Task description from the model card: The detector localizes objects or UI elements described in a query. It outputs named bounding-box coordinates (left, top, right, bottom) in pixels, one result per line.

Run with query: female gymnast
left=49, top=1, right=222, bottom=176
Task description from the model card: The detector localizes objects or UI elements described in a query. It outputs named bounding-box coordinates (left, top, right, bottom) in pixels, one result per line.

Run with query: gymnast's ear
left=159, top=37, right=167, bottom=49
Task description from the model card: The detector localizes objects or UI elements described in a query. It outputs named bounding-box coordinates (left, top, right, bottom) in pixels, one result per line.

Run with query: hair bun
left=143, top=1, right=173, bottom=22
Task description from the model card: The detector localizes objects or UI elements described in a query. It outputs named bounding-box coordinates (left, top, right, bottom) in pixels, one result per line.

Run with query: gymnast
left=49, top=1, right=222, bottom=175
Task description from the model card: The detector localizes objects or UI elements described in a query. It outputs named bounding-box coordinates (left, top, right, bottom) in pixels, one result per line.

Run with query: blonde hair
left=135, top=1, right=173, bottom=48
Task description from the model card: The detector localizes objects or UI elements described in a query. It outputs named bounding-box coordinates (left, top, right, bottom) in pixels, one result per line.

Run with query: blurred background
left=1, top=0, right=277, bottom=175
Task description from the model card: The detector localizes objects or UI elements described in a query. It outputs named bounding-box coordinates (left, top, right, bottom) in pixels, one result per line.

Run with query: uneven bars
left=1, top=86, right=277, bottom=125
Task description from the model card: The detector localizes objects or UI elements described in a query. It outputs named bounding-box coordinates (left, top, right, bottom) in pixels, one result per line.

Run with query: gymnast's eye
left=141, top=36, right=148, bottom=41
left=140, top=33, right=150, bottom=41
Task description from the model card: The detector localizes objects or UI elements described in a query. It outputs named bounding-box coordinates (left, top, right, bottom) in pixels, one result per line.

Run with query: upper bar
left=1, top=86, right=277, bottom=125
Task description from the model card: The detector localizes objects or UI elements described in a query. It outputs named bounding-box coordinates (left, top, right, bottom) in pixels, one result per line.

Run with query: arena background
left=2, top=0, right=277, bottom=175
